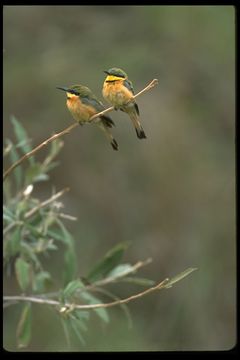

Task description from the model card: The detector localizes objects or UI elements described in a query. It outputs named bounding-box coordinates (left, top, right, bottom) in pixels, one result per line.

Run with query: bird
left=102, top=67, right=146, bottom=140
left=56, top=84, right=118, bottom=151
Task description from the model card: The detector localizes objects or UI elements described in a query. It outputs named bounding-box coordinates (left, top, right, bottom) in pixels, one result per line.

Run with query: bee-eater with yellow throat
left=102, top=68, right=146, bottom=139
left=57, top=84, right=118, bottom=150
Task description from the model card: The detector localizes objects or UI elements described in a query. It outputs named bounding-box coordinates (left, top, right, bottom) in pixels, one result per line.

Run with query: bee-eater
left=57, top=84, right=118, bottom=150
left=102, top=67, right=146, bottom=139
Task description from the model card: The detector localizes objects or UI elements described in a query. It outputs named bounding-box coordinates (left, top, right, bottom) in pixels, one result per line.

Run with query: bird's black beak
left=56, top=86, right=69, bottom=92
left=103, top=70, right=110, bottom=75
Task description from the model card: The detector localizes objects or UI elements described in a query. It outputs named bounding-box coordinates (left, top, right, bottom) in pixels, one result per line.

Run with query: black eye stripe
left=69, top=90, right=79, bottom=95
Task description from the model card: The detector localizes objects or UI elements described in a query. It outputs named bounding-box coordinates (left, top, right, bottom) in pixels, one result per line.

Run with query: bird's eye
left=70, top=90, right=78, bottom=95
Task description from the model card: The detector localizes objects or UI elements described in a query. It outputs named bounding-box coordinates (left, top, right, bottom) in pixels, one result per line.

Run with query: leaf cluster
left=3, top=118, right=154, bottom=348
left=3, top=117, right=197, bottom=349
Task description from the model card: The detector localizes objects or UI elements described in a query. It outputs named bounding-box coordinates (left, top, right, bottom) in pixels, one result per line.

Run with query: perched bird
left=102, top=67, right=146, bottom=139
left=57, top=84, right=118, bottom=150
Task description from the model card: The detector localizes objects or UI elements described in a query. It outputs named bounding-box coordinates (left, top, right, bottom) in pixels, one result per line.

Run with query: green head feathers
left=104, top=68, right=128, bottom=78
left=56, top=84, right=93, bottom=97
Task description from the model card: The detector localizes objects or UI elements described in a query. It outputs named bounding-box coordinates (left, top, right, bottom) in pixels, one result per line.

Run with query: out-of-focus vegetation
left=3, top=117, right=197, bottom=351
left=3, top=5, right=235, bottom=351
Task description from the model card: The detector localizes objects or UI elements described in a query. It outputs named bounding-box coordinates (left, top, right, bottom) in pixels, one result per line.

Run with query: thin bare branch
left=3, top=277, right=169, bottom=311
left=3, top=79, right=158, bottom=181
left=3, top=296, right=60, bottom=306
left=24, top=187, right=70, bottom=219
left=3, top=188, right=70, bottom=237
left=132, top=78, right=158, bottom=99
left=3, top=267, right=197, bottom=311
left=3, top=123, right=78, bottom=181
left=58, top=213, right=78, bottom=221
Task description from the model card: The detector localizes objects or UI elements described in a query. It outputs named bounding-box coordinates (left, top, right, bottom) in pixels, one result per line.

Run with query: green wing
left=123, top=79, right=139, bottom=115
left=123, top=79, right=134, bottom=95
left=81, top=96, right=115, bottom=127
left=81, top=96, right=105, bottom=113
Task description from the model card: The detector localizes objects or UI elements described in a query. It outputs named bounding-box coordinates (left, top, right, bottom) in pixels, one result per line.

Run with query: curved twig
left=3, top=79, right=158, bottom=181
left=3, top=277, right=169, bottom=311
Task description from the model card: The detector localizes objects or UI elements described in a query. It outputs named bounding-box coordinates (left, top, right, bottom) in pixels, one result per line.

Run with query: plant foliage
left=3, top=117, right=197, bottom=349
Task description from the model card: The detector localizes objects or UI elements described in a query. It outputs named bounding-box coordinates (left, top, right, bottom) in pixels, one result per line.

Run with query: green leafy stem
left=4, top=267, right=197, bottom=311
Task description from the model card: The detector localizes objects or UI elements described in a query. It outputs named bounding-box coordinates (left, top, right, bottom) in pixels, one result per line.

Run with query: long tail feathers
left=111, top=139, right=119, bottom=151
left=134, top=103, right=140, bottom=116
left=135, top=126, right=147, bottom=139
left=97, top=121, right=119, bottom=151
left=128, top=111, right=147, bottom=139
left=100, top=115, right=115, bottom=128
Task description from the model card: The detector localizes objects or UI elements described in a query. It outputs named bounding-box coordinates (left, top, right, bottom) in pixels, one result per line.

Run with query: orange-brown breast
left=103, top=80, right=134, bottom=107
left=66, top=96, right=96, bottom=123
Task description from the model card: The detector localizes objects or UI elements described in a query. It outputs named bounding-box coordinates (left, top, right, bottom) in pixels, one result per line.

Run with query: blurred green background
left=3, top=5, right=235, bottom=351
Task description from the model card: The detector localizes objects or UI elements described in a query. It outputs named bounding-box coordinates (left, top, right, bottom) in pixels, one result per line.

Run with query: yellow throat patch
left=66, top=92, right=79, bottom=99
left=105, top=75, right=126, bottom=82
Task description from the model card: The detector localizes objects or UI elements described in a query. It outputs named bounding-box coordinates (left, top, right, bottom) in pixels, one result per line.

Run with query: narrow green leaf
left=41, top=213, right=57, bottom=234
left=80, top=292, right=109, bottom=324
left=43, top=161, right=60, bottom=173
left=16, top=199, right=29, bottom=218
left=49, top=138, right=64, bottom=159
left=43, top=139, right=63, bottom=172
left=107, top=263, right=133, bottom=278
left=11, top=116, right=34, bottom=164
left=11, top=115, right=28, bottom=144
left=33, top=173, right=49, bottom=182
left=63, top=246, right=77, bottom=286
left=15, top=138, right=32, bottom=150
left=87, top=242, right=130, bottom=283
left=16, top=303, right=32, bottom=348
left=121, top=277, right=155, bottom=286
left=63, top=279, right=84, bottom=300
left=94, top=307, right=109, bottom=324
left=55, top=220, right=74, bottom=246
left=32, top=271, right=51, bottom=293
left=164, top=268, right=198, bottom=289
left=47, top=229, right=65, bottom=242
left=3, top=206, right=14, bottom=223
left=73, top=310, right=89, bottom=323
left=53, top=221, right=77, bottom=285
left=24, top=223, right=43, bottom=238
left=21, top=242, right=42, bottom=270
left=9, top=228, right=21, bottom=256
left=3, top=228, right=21, bottom=261
left=15, top=257, right=31, bottom=291
left=60, top=318, right=71, bottom=349
left=25, top=163, right=48, bottom=185
left=3, top=178, right=12, bottom=204
left=69, top=316, right=86, bottom=345
left=8, top=139, right=22, bottom=189
left=3, top=213, right=13, bottom=223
